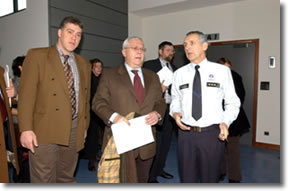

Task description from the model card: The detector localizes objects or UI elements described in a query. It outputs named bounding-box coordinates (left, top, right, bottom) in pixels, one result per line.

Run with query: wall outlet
left=264, top=131, right=269, bottom=136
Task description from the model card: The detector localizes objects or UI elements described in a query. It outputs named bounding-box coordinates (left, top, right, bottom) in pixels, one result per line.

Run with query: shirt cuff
left=109, top=112, right=118, bottom=124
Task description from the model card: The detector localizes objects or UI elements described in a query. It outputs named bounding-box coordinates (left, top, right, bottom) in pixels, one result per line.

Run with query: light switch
left=269, top=56, right=275, bottom=68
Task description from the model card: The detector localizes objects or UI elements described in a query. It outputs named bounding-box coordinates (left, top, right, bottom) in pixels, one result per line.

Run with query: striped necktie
left=63, top=55, right=77, bottom=118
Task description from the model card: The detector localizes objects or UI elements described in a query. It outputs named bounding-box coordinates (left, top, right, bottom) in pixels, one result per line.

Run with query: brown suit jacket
left=0, top=66, right=19, bottom=182
left=93, top=63, right=166, bottom=160
left=18, top=46, right=91, bottom=152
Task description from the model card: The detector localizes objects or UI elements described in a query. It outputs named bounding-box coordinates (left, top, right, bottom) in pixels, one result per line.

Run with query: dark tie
left=0, top=91, right=8, bottom=121
left=192, top=65, right=202, bottom=121
left=63, top=55, right=77, bottom=118
left=166, top=62, right=172, bottom=71
left=131, top=70, right=144, bottom=105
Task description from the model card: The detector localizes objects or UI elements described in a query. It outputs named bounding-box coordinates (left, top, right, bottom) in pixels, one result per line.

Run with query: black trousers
left=178, top=124, right=224, bottom=183
left=83, top=116, right=104, bottom=158
left=149, top=106, right=174, bottom=181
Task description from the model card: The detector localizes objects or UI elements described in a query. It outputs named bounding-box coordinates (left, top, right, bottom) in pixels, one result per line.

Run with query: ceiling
left=129, top=0, right=245, bottom=17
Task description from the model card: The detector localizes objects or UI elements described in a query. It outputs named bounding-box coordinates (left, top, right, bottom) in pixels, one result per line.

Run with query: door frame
left=209, top=39, right=279, bottom=150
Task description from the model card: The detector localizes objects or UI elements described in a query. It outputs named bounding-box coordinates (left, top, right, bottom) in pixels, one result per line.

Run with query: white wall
left=129, top=0, right=280, bottom=145
left=0, top=0, right=49, bottom=73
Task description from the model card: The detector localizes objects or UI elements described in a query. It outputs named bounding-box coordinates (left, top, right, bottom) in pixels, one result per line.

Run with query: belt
left=182, top=122, right=218, bottom=133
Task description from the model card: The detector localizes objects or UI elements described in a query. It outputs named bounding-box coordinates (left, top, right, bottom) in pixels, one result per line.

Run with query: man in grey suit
left=93, top=36, right=166, bottom=183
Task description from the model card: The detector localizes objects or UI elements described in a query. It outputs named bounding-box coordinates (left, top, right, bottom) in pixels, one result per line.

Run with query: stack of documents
left=157, top=66, right=174, bottom=86
left=111, top=115, right=154, bottom=154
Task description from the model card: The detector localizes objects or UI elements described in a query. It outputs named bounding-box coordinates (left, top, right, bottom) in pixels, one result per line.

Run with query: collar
left=124, top=62, right=142, bottom=73
left=56, top=45, right=74, bottom=59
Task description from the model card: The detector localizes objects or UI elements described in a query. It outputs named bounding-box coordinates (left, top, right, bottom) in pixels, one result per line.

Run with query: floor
left=74, top=135, right=280, bottom=184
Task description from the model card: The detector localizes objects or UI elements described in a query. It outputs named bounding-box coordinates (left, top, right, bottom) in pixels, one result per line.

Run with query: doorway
left=207, top=39, right=259, bottom=146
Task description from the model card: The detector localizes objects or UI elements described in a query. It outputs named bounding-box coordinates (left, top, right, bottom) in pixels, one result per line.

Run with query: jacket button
left=56, top=108, right=59, bottom=111
left=51, top=78, right=55, bottom=81
left=53, top=93, right=56, bottom=96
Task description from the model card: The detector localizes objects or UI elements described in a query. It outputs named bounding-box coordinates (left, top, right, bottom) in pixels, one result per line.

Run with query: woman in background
left=83, top=58, right=105, bottom=171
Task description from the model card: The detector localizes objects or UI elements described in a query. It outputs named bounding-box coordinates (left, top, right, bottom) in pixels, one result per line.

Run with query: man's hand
left=218, top=123, right=229, bottom=141
left=20, top=130, right=38, bottom=153
left=161, top=80, right=168, bottom=93
left=145, top=111, right=160, bottom=126
left=173, top=112, right=190, bottom=131
left=113, top=114, right=130, bottom=126
left=6, top=79, right=17, bottom=98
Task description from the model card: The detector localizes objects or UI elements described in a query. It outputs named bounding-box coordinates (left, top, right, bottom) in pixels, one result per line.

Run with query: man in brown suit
left=18, top=16, right=91, bottom=183
left=93, top=36, right=166, bottom=183
left=0, top=66, right=20, bottom=183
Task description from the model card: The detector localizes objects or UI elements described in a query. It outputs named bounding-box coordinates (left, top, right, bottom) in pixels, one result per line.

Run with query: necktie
left=63, top=55, right=77, bottom=118
left=0, top=91, right=8, bottom=121
left=166, top=62, right=172, bottom=71
left=192, top=65, right=202, bottom=121
left=131, top=70, right=144, bottom=105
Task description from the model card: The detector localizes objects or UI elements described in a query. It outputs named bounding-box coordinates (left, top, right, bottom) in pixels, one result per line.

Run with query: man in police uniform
left=170, top=31, right=240, bottom=183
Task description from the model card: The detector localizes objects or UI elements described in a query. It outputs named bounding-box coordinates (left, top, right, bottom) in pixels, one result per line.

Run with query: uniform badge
left=207, top=82, right=220, bottom=88
left=208, top=74, right=214, bottom=81
left=179, top=83, right=189, bottom=90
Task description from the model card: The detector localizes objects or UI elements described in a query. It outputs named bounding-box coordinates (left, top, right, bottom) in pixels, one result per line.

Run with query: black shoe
left=160, top=171, right=173, bottom=179
left=219, top=174, right=226, bottom=182
left=229, top=179, right=240, bottom=183
left=148, top=179, right=159, bottom=183
left=88, top=159, right=96, bottom=171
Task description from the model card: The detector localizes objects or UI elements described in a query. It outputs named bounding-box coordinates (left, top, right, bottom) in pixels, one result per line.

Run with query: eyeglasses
left=126, top=47, right=146, bottom=52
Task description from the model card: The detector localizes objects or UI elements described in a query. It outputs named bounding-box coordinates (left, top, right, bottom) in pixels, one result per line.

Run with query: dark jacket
left=228, top=70, right=250, bottom=136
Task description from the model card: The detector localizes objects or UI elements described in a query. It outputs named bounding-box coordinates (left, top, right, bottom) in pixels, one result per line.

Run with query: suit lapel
left=75, top=54, right=84, bottom=115
left=118, top=64, right=137, bottom=100
left=142, top=69, right=152, bottom=105
left=48, top=46, right=70, bottom=97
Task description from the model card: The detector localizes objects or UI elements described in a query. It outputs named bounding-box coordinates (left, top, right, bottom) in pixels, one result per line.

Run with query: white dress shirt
left=169, top=58, right=240, bottom=128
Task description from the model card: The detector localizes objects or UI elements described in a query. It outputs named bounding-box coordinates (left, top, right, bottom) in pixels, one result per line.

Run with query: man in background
left=143, top=41, right=177, bottom=183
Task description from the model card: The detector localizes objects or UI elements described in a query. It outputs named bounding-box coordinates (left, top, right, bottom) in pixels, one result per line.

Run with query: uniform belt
left=182, top=122, right=218, bottom=133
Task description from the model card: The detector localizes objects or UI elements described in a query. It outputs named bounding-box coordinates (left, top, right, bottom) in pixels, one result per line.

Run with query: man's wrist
left=155, top=112, right=162, bottom=122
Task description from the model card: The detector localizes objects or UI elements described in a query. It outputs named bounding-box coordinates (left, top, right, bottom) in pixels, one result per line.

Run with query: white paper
left=111, top=115, right=154, bottom=154
left=157, top=66, right=174, bottom=86
left=4, top=65, right=11, bottom=107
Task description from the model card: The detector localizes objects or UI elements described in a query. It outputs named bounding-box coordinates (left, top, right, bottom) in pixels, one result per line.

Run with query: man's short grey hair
left=186, top=31, right=207, bottom=44
left=122, top=36, right=144, bottom=49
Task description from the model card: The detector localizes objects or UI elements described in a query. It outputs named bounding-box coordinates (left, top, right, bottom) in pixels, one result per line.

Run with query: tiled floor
left=75, top=135, right=280, bottom=183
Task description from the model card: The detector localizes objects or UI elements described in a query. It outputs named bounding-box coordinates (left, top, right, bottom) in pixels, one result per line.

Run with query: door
left=207, top=39, right=259, bottom=146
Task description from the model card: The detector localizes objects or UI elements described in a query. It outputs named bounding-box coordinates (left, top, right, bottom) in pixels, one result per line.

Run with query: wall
left=129, top=0, right=280, bottom=145
left=49, top=0, right=128, bottom=67
left=0, top=0, right=49, bottom=72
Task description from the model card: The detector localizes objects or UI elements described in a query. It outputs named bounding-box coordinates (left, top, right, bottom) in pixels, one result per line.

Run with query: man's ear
left=58, top=28, right=62, bottom=38
left=202, top=42, right=208, bottom=51
left=122, top=48, right=126, bottom=58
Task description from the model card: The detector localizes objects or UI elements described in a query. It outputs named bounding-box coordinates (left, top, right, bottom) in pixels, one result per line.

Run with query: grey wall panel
left=50, top=8, right=127, bottom=40
left=87, top=0, right=127, bottom=14
left=50, top=0, right=127, bottom=27
left=48, top=0, right=128, bottom=67
left=50, top=28, right=123, bottom=54
left=79, top=50, right=124, bottom=68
